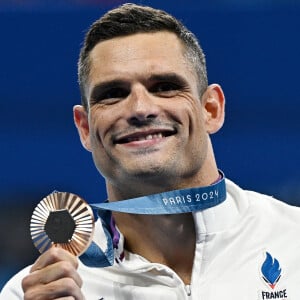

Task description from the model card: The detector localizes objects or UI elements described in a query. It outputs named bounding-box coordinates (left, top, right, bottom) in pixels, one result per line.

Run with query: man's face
left=77, top=32, right=215, bottom=189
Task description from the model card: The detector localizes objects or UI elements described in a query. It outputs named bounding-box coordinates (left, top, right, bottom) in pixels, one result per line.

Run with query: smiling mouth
left=115, top=130, right=176, bottom=144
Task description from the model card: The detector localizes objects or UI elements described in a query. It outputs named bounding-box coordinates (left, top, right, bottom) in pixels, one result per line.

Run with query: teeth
left=127, top=133, right=164, bottom=142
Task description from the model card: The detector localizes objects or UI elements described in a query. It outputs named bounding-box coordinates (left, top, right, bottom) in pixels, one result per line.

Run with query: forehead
left=87, top=31, right=196, bottom=87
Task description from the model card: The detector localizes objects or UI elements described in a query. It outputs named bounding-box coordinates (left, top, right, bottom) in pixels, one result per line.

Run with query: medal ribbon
left=80, top=172, right=226, bottom=267
left=91, top=173, right=226, bottom=214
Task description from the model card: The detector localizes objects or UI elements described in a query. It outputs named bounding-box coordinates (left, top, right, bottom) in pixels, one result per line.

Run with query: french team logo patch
left=261, top=252, right=281, bottom=289
left=259, top=252, right=288, bottom=300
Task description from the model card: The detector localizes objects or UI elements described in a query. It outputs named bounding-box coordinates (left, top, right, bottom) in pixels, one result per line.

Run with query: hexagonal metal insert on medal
left=44, top=209, right=76, bottom=244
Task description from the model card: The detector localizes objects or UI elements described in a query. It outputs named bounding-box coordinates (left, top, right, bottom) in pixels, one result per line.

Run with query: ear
left=201, top=84, right=225, bottom=134
left=73, top=105, right=92, bottom=152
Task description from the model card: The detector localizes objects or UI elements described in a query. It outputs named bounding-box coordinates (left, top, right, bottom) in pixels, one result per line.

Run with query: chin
left=127, top=162, right=184, bottom=184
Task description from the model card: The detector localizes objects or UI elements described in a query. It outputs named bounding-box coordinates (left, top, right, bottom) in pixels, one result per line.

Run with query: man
left=1, top=3, right=300, bottom=299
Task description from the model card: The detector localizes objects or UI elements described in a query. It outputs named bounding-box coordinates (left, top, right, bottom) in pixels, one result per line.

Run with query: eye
left=100, top=88, right=129, bottom=100
left=150, top=82, right=181, bottom=96
left=92, top=87, right=129, bottom=104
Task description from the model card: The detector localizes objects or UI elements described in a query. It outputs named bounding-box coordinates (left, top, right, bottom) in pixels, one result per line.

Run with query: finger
left=23, top=277, right=84, bottom=300
left=30, top=247, right=78, bottom=272
left=24, top=261, right=83, bottom=289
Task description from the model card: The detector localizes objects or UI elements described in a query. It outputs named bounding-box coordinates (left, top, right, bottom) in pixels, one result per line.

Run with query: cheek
left=89, top=108, right=109, bottom=140
left=88, top=115, right=105, bottom=150
left=183, top=100, right=205, bottom=132
left=89, top=106, right=122, bottom=141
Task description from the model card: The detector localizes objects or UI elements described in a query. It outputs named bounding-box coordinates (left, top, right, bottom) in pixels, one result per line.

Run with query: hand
left=22, top=247, right=85, bottom=300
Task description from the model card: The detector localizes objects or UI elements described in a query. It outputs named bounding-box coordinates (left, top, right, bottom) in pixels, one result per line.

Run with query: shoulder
left=226, top=178, right=300, bottom=225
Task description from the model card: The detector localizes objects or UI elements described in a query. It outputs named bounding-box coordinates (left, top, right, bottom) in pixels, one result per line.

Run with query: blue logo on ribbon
left=261, top=252, right=282, bottom=289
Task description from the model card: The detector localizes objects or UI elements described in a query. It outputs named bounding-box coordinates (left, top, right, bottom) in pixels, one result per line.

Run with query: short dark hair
left=78, top=3, right=208, bottom=109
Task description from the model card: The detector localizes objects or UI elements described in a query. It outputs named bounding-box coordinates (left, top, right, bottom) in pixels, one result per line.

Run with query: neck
left=113, top=212, right=196, bottom=284
left=106, top=165, right=220, bottom=202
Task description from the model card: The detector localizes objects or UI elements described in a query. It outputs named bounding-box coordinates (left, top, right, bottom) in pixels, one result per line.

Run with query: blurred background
left=1, top=0, right=300, bottom=290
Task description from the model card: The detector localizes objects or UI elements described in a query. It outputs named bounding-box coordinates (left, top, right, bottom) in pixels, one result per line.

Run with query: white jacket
left=1, top=179, right=300, bottom=299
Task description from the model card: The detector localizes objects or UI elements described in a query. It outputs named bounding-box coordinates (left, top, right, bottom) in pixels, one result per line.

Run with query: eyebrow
left=147, top=73, right=188, bottom=86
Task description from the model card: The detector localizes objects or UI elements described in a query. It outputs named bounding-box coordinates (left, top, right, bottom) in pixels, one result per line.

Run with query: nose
left=126, top=85, right=160, bottom=125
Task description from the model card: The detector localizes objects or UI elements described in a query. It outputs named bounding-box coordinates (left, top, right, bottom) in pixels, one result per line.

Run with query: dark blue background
left=1, top=0, right=299, bottom=290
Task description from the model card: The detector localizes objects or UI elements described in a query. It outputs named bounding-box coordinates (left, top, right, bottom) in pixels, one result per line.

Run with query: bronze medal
left=30, top=191, right=94, bottom=256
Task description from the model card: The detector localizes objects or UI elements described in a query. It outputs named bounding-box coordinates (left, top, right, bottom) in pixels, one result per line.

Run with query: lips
left=114, top=129, right=176, bottom=144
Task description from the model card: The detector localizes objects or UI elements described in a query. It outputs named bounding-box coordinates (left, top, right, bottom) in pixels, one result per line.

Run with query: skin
left=75, top=32, right=224, bottom=196
left=22, top=247, right=84, bottom=300
left=22, top=31, right=225, bottom=298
